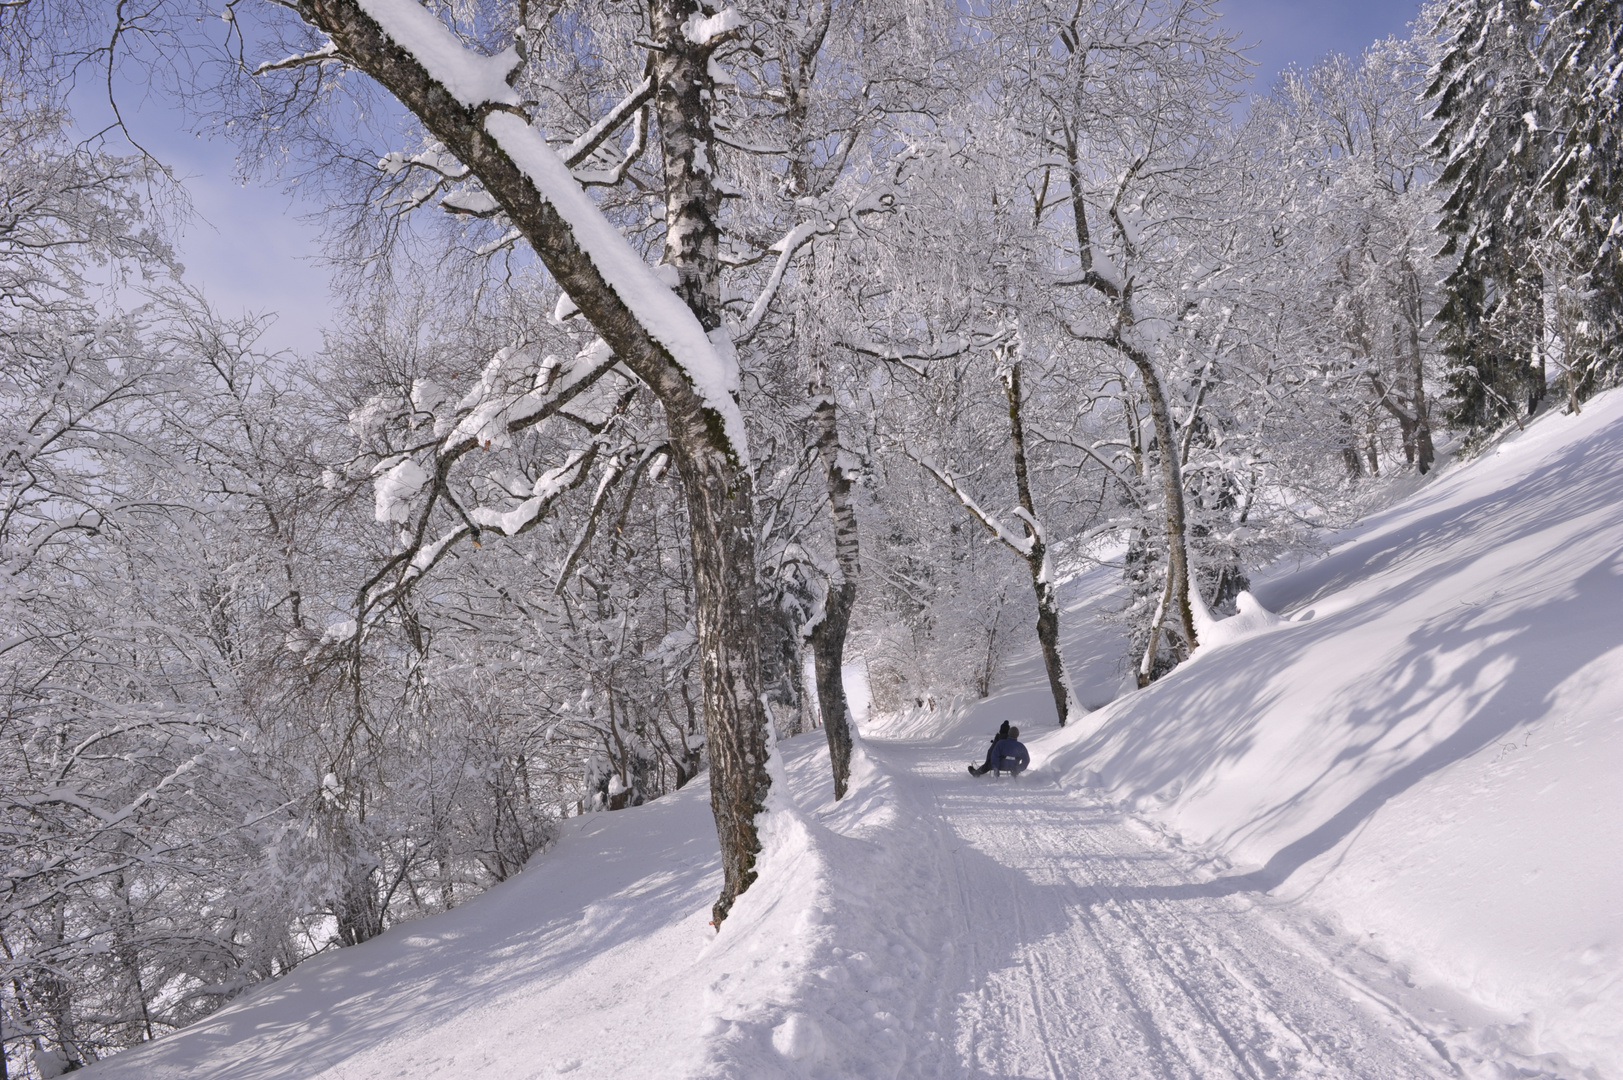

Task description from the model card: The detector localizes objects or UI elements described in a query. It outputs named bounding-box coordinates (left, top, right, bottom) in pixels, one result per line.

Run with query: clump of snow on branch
left=373, top=457, right=431, bottom=523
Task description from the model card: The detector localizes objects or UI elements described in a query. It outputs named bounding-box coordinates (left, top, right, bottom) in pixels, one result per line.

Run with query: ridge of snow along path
left=81, top=391, right=1623, bottom=1079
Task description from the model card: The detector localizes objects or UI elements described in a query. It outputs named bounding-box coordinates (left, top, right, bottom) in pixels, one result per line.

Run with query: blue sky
left=111, top=0, right=1430, bottom=357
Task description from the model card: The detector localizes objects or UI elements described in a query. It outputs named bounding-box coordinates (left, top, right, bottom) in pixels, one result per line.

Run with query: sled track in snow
left=875, top=738, right=1458, bottom=1080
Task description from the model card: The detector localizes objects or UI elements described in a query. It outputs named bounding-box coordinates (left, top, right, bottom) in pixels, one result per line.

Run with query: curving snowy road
left=863, top=734, right=1459, bottom=1080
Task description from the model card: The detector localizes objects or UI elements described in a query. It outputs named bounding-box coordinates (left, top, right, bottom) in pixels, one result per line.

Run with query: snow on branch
left=838, top=326, right=1011, bottom=376
left=441, top=187, right=501, bottom=217
left=902, top=446, right=1034, bottom=557
left=352, top=346, right=628, bottom=620
left=562, top=78, right=655, bottom=168
left=354, top=0, right=522, bottom=108
left=734, top=219, right=832, bottom=343
left=732, top=179, right=900, bottom=344
left=468, top=441, right=600, bottom=535
left=681, top=7, right=742, bottom=46
left=552, top=442, right=666, bottom=595
left=345, top=0, right=750, bottom=467
left=484, top=109, right=749, bottom=465
left=253, top=41, right=341, bottom=74
left=572, top=107, right=649, bottom=188
left=1029, top=425, right=1143, bottom=506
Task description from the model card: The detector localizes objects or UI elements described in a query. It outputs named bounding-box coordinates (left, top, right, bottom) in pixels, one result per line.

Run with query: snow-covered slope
left=1035, top=390, right=1623, bottom=1075
left=79, top=390, right=1622, bottom=1080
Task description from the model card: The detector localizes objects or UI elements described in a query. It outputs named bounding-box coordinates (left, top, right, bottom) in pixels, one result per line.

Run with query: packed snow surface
left=82, top=392, right=1623, bottom=1078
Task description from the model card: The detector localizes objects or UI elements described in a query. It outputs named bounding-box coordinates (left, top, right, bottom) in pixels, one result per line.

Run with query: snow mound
left=1190, top=589, right=1286, bottom=654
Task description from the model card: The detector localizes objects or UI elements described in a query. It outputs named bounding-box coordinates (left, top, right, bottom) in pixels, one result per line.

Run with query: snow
left=372, top=457, right=429, bottom=523
left=1188, top=588, right=1285, bottom=654
left=682, top=7, right=742, bottom=45
left=1036, top=387, right=1623, bottom=1076
left=353, top=0, right=520, bottom=109
left=79, top=391, right=1623, bottom=1080
left=440, top=187, right=500, bottom=215
left=468, top=450, right=588, bottom=535
left=318, top=620, right=356, bottom=646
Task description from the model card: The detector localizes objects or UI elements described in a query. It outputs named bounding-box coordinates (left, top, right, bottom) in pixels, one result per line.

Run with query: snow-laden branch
left=903, top=446, right=1034, bottom=557
left=341, top=0, right=750, bottom=468
left=734, top=219, right=832, bottom=343
left=354, top=0, right=522, bottom=107
left=552, top=441, right=667, bottom=594
left=1028, top=424, right=1144, bottom=506
left=730, top=180, right=898, bottom=345
left=562, top=77, right=655, bottom=168
left=572, top=107, right=649, bottom=188
left=837, top=326, right=1011, bottom=375
left=253, top=40, right=341, bottom=74
left=351, top=346, right=627, bottom=620
left=480, top=112, right=748, bottom=463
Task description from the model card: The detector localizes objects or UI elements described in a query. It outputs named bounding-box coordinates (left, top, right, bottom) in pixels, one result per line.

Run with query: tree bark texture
left=299, top=0, right=772, bottom=924
left=1001, top=359, right=1077, bottom=726
left=808, top=392, right=857, bottom=798
left=1126, top=347, right=1199, bottom=652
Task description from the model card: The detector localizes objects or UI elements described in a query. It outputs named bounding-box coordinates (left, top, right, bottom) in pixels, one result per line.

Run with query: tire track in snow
left=878, top=739, right=1457, bottom=1080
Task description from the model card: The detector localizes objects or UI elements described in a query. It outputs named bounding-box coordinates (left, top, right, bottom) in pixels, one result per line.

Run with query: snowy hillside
left=1032, top=388, right=1623, bottom=1076
left=80, top=392, right=1623, bottom=1079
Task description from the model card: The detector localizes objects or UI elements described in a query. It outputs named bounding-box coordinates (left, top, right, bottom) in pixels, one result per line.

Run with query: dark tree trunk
left=665, top=410, right=772, bottom=922
left=1400, top=259, right=1436, bottom=473
left=299, top=0, right=773, bottom=925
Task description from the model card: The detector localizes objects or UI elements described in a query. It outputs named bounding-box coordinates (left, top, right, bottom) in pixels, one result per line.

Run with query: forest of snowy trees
left=1, top=0, right=1618, bottom=1071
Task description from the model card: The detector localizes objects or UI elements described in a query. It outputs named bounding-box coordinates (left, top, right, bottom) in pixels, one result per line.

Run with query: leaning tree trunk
left=1064, top=131, right=1198, bottom=656
left=1124, top=344, right=1199, bottom=653
left=808, top=389, right=857, bottom=798
left=300, top=0, right=774, bottom=925
left=648, top=0, right=774, bottom=922
left=1001, top=357, right=1079, bottom=726
left=665, top=406, right=772, bottom=921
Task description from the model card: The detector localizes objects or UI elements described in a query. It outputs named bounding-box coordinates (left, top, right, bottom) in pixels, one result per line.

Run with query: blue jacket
left=991, top=738, right=1029, bottom=772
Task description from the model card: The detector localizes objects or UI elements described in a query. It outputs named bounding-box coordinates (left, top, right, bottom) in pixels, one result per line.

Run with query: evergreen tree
left=1540, top=0, right=1623, bottom=399
left=1425, top=0, right=1552, bottom=437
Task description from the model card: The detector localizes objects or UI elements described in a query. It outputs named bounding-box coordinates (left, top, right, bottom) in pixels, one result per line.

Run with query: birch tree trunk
left=1126, top=343, right=1200, bottom=653
left=297, top=0, right=772, bottom=924
left=1000, top=358, right=1079, bottom=726
left=1401, top=256, right=1437, bottom=472
left=808, top=390, right=858, bottom=798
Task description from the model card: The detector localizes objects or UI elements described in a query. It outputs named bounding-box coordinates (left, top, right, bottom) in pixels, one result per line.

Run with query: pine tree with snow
left=1539, top=0, right=1623, bottom=400
left=1425, top=0, right=1553, bottom=437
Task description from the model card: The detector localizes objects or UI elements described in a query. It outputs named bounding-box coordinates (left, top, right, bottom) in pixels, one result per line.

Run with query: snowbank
left=1034, top=390, right=1623, bottom=1076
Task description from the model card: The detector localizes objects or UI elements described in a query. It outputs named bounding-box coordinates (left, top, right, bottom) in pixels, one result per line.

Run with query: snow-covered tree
left=1242, top=41, right=1445, bottom=478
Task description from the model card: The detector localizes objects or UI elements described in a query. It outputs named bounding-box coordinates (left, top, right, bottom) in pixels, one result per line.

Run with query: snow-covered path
left=871, top=736, right=1455, bottom=1080
left=76, top=394, right=1621, bottom=1080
